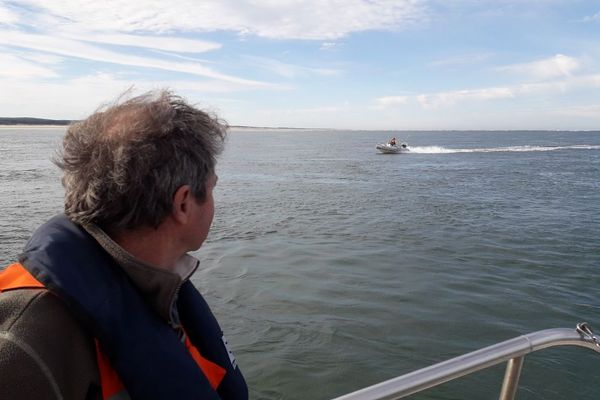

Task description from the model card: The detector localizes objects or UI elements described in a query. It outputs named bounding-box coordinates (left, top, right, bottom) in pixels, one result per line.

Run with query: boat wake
left=409, top=145, right=600, bottom=154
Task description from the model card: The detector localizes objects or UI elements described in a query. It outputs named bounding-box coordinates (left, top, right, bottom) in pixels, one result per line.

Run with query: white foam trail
left=409, top=146, right=456, bottom=154
left=409, top=145, right=600, bottom=154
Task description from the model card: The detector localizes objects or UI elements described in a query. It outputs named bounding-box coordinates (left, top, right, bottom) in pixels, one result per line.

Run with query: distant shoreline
left=0, top=124, right=312, bottom=131
left=0, top=125, right=69, bottom=129
left=0, top=118, right=598, bottom=132
left=0, top=117, right=310, bottom=130
left=0, top=117, right=72, bottom=126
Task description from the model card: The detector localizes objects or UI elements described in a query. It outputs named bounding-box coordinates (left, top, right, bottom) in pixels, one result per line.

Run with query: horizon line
left=0, top=117, right=598, bottom=132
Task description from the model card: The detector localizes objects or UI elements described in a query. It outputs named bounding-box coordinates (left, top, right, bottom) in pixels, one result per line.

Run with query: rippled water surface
left=1, top=127, right=599, bottom=399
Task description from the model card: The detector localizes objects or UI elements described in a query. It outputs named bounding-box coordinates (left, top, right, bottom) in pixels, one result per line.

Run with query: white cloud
left=0, top=74, right=130, bottom=119
left=427, top=52, right=494, bottom=68
left=0, top=29, right=270, bottom=86
left=380, top=72, right=600, bottom=109
left=0, top=0, right=426, bottom=105
left=63, top=32, right=221, bottom=53
left=14, top=0, right=428, bottom=40
left=0, top=4, right=19, bottom=24
left=582, top=11, right=600, bottom=22
left=320, top=42, right=342, bottom=51
left=0, top=71, right=292, bottom=119
left=417, top=87, right=514, bottom=108
left=496, top=54, right=581, bottom=80
left=515, top=73, right=600, bottom=95
left=243, top=56, right=340, bottom=78
left=376, top=96, right=409, bottom=107
left=0, top=54, right=57, bottom=78
left=19, top=52, right=64, bottom=65
left=170, top=79, right=293, bottom=93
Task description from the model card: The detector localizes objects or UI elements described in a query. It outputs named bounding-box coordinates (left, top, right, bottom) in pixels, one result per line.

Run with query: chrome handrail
left=333, top=323, right=600, bottom=400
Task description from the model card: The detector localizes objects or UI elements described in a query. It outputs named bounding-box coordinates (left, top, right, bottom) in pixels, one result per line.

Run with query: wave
left=409, top=145, right=600, bottom=154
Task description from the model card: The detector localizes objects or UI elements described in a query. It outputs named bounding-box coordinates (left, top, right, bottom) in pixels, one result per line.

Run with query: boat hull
left=376, top=143, right=409, bottom=154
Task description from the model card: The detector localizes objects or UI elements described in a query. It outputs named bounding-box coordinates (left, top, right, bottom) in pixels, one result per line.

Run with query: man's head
left=55, top=90, right=226, bottom=233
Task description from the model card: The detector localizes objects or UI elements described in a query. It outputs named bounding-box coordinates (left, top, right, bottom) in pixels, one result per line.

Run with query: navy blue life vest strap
left=19, top=215, right=245, bottom=399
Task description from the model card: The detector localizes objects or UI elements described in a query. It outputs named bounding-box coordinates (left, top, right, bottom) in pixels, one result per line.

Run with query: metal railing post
left=498, top=356, right=524, bottom=400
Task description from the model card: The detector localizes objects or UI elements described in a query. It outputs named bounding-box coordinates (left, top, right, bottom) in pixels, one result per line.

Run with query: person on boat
left=0, top=90, right=248, bottom=399
left=389, top=137, right=397, bottom=146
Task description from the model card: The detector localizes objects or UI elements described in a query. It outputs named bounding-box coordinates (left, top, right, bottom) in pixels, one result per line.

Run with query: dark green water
left=1, top=128, right=599, bottom=399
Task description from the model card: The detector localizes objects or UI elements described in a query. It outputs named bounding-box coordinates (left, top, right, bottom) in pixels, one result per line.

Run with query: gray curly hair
left=54, top=90, right=227, bottom=231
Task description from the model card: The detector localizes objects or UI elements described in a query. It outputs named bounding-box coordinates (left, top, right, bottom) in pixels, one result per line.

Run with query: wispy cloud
left=427, top=52, right=494, bottom=68
left=417, top=87, right=514, bottom=108
left=376, top=96, right=410, bottom=107
left=0, top=29, right=270, bottom=86
left=65, top=32, right=222, bottom=53
left=2, top=0, right=401, bottom=93
left=582, top=11, right=600, bottom=22
left=378, top=72, right=600, bottom=109
left=320, top=42, right=342, bottom=51
left=0, top=73, right=130, bottom=118
left=19, top=52, right=64, bottom=65
left=0, top=3, right=19, bottom=24
left=0, top=71, right=291, bottom=119
left=14, top=0, right=428, bottom=40
left=0, top=54, right=57, bottom=78
left=510, top=73, right=600, bottom=97
left=496, top=54, right=582, bottom=80
left=244, top=56, right=341, bottom=78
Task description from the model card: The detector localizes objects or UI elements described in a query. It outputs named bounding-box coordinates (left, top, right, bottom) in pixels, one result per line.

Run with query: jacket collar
left=83, top=223, right=199, bottom=326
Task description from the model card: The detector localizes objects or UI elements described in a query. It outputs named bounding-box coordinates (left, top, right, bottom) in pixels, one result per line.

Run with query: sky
left=1, top=0, right=600, bottom=130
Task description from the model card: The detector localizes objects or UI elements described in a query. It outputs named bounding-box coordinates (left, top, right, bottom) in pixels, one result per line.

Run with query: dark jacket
left=0, top=288, right=101, bottom=399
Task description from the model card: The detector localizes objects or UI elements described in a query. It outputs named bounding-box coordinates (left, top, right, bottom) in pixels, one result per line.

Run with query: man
left=0, top=91, right=248, bottom=399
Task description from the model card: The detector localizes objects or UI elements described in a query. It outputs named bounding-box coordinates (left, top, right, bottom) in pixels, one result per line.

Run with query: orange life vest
left=0, top=263, right=226, bottom=400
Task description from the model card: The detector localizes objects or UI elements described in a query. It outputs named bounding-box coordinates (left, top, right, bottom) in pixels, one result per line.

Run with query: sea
left=1, top=127, right=599, bottom=400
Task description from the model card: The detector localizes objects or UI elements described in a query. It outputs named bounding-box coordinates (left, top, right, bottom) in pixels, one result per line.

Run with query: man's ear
left=172, top=185, right=192, bottom=224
